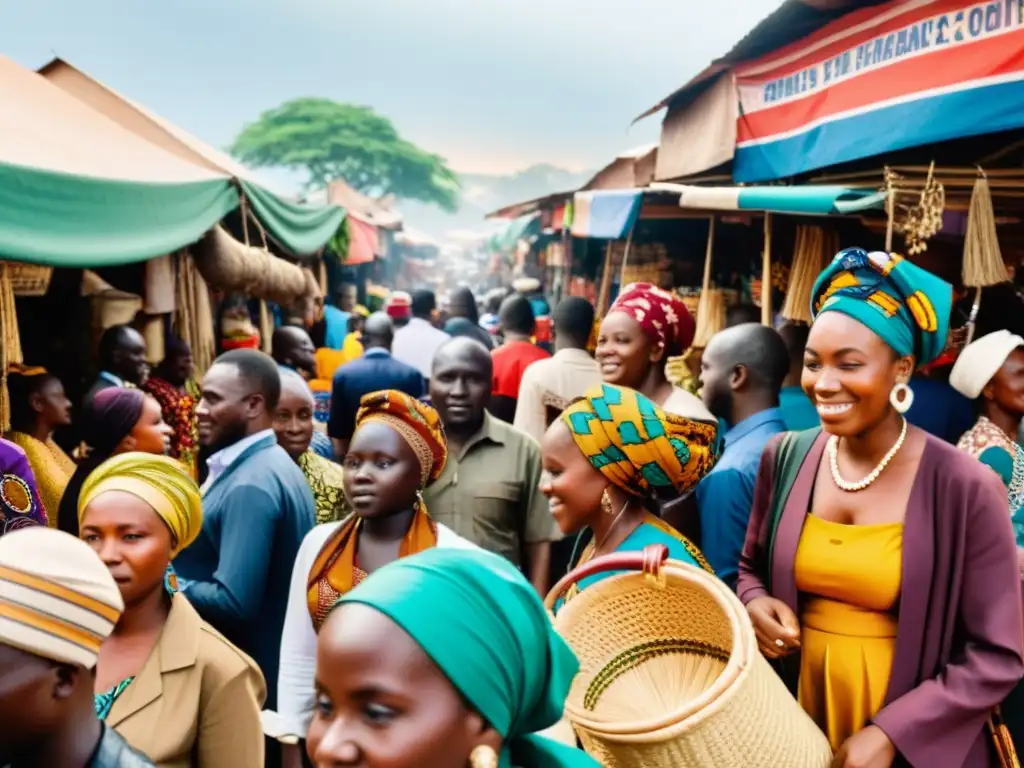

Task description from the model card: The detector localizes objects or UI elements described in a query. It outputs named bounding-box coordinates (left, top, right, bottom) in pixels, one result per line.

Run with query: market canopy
left=571, top=190, right=643, bottom=239
left=0, top=55, right=238, bottom=267
left=650, top=183, right=888, bottom=216
left=39, top=57, right=345, bottom=255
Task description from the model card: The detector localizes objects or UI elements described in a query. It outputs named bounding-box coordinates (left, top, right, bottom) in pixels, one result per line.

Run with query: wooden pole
left=596, top=242, right=614, bottom=318
left=761, top=213, right=773, bottom=326
left=618, top=220, right=637, bottom=287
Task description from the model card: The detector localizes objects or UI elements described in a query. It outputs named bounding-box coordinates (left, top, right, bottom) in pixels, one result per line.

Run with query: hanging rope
left=693, top=217, right=722, bottom=348
left=962, top=168, right=1009, bottom=345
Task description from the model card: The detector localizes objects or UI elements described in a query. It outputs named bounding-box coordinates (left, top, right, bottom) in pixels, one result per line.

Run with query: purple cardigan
left=737, top=432, right=1024, bottom=768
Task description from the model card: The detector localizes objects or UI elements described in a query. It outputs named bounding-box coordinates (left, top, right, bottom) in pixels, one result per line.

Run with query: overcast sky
left=2, top=0, right=783, bottom=176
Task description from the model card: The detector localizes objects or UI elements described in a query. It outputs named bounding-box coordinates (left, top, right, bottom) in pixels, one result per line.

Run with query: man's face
left=196, top=363, right=257, bottom=452
left=287, top=335, right=317, bottom=378
left=0, top=645, right=67, bottom=764
left=429, top=352, right=490, bottom=431
left=698, top=339, right=734, bottom=421
left=114, top=329, right=148, bottom=385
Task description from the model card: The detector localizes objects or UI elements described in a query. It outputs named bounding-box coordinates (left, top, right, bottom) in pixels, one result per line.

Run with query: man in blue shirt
left=328, top=312, right=424, bottom=459
left=696, top=323, right=789, bottom=588
left=174, top=349, right=315, bottom=715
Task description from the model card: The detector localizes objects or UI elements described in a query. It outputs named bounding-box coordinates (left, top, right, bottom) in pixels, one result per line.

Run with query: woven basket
left=546, top=545, right=832, bottom=768
left=3, top=261, right=52, bottom=297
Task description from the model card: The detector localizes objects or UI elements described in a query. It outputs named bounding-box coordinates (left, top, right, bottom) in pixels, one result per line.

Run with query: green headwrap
left=336, top=548, right=598, bottom=768
left=810, top=248, right=952, bottom=366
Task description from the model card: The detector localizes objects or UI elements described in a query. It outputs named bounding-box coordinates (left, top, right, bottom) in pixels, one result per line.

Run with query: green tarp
left=241, top=181, right=345, bottom=257
left=0, top=163, right=238, bottom=267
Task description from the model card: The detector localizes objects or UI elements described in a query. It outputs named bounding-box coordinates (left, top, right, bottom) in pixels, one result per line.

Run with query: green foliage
left=230, top=98, right=460, bottom=212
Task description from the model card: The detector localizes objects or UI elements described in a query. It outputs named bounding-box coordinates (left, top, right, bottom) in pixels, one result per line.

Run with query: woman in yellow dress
left=4, top=365, right=75, bottom=525
left=738, top=248, right=1023, bottom=768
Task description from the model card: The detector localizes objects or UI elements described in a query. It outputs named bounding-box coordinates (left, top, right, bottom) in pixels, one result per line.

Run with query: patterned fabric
left=96, top=677, right=135, bottom=721
left=561, top=384, right=720, bottom=498
left=608, top=283, right=695, bottom=357
left=810, top=248, right=952, bottom=366
left=0, top=437, right=47, bottom=531
left=144, top=377, right=199, bottom=479
left=957, top=416, right=1024, bottom=544
left=355, top=390, right=447, bottom=486
left=4, top=432, right=74, bottom=528
left=298, top=451, right=350, bottom=525
left=306, top=513, right=438, bottom=630
left=78, top=453, right=202, bottom=559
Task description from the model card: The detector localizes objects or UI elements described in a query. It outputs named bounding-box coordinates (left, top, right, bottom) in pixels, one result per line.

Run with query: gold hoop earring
left=469, top=744, right=499, bottom=768
left=601, top=488, right=614, bottom=515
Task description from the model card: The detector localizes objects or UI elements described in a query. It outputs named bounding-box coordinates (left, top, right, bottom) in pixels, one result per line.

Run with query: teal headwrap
left=336, top=548, right=598, bottom=768
left=810, top=248, right=952, bottom=366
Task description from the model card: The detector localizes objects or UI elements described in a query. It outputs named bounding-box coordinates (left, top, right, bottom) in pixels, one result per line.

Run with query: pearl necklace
left=827, top=418, right=908, bottom=492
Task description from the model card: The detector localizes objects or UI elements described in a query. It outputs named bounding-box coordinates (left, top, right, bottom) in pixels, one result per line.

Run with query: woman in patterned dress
left=144, top=338, right=200, bottom=479
left=540, top=383, right=720, bottom=611
left=950, top=329, right=1024, bottom=549
left=267, top=390, right=477, bottom=762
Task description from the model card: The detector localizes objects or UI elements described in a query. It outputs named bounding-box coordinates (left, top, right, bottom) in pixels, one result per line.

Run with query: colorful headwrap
left=608, top=283, right=695, bottom=357
left=810, top=248, right=952, bottom=366
left=77, top=453, right=202, bottom=559
left=355, top=390, right=447, bottom=487
left=335, top=548, right=599, bottom=768
left=561, top=384, right=720, bottom=498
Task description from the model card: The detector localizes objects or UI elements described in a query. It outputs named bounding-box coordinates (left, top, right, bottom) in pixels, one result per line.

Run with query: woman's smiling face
left=802, top=311, right=913, bottom=437
left=595, top=312, right=659, bottom=388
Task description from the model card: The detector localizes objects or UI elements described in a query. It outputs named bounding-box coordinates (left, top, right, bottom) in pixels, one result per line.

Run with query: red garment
left=609, top=282, right=695, bottom=357
left=491, top=341, right=550, bottom=399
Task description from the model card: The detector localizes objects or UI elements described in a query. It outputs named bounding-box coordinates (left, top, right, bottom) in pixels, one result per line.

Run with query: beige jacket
left=109, top=593, right=266, bottom=767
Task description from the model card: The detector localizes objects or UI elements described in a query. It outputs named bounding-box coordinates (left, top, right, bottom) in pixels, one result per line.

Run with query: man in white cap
left=0, top=527, right=153, bottom=767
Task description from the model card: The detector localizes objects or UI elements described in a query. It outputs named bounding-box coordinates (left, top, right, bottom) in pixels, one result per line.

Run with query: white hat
left=0, top=527, right=123, bottom=668
left=949, top=329, right=1024, bottom=400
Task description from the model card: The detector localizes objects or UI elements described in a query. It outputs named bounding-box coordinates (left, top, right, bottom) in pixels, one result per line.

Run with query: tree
left=230, top=98, right=460, bottom=212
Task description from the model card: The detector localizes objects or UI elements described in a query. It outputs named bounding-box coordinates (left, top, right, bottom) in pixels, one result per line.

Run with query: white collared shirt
left=392, top=317, right=451, bottom=380
left=201, top=428, right=275, bottom=494
left=513, top=348, right=603, bottom=442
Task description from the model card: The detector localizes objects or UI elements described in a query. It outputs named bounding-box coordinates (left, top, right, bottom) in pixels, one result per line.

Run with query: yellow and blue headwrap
left=810, top=248, right=952, bottom=366
left=561, top=384, right=720, bottom=498
left=77, top=453, right=202, bottom=559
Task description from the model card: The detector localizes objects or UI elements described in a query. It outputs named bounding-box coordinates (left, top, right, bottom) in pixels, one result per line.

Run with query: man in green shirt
left=427, top=337, right=558, bottom=595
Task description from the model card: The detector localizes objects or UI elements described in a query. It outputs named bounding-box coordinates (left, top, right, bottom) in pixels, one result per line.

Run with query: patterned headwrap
left=77, top=453, right=202, bottom=559
left=355, top=390, right=447, bottom=488
left=607, top=283, right=695, bottom=357
left=0, top=527, right=123, bottom=669
left=561, top=384, right=719, bottom=498
left=810, top=248, right=952, bottom=366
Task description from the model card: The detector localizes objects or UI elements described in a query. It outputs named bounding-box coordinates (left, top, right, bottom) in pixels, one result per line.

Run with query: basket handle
left=544, top=544, right=669, bottom=610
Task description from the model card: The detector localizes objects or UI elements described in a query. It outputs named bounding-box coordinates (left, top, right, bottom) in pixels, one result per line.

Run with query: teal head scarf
left=335, top=548, right=598, bottom=768
left=810, top=248, right=952, bottom=366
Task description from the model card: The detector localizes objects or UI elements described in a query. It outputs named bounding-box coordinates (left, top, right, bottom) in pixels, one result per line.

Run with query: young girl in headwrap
left=268, top=390, right=479, bottom=759
left=78, top=452, right=265, bottom=767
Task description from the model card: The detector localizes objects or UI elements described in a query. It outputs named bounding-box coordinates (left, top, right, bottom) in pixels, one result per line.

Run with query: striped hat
left=0, top=527, right=123, bottom=668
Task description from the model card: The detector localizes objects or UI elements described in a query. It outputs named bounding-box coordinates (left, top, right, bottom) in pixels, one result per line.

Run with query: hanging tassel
left=692, top=218, right=722, bottom=348
left=963, top=169, right=1009, bottom=344
left=782, top=225, right=837, bottom=323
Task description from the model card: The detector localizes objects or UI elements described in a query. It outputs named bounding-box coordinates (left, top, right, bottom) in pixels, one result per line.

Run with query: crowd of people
left=1, top=246, right=1023, bottom=767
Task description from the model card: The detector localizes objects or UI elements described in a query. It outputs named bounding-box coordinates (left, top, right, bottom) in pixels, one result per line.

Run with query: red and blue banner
left=734, top=0, right=1024, bottom=182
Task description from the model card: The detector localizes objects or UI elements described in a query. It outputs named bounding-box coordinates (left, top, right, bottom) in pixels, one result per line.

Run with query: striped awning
left=650, top=183, right=887, bottom=216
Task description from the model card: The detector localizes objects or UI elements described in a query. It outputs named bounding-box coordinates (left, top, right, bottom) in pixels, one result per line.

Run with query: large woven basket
left=546, top=545, right=832, bottom=768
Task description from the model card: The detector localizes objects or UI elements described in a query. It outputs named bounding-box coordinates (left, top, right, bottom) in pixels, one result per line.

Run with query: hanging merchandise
left=781, top=225, right=838, bottom=323
left=962, top=169, right=1010, bottom=344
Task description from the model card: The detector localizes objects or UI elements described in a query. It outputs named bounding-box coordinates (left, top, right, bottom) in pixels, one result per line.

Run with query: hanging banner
left=734, top=0, right=1024, bottom=182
